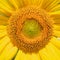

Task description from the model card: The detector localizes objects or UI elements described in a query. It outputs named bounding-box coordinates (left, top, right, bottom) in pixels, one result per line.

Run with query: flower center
left=22, top=19, right=42, bottom=38
left=7, top=6, right=53, bottom=53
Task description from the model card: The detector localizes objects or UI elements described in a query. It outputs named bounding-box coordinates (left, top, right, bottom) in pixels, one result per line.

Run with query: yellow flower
left=0, top=0, right=60, bottom=60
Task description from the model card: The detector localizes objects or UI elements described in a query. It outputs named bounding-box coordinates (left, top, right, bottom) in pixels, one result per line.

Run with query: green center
left=22, top=19, right=42, bottom=38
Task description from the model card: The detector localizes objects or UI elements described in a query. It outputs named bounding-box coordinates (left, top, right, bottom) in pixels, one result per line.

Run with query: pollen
left=7, top=6, right=53, bottom=53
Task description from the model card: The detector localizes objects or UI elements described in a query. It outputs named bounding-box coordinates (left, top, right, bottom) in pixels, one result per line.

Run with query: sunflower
left=0, top=0, right=60, bottom=60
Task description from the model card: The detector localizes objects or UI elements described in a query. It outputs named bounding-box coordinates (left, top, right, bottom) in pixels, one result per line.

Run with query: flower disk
left=8, top=6, right=53, bottom=53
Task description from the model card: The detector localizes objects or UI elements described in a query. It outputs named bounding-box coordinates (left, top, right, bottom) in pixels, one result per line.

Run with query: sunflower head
left=0, top=0, right=60, bottom=60
left=7, top=6, right=53, bottom=53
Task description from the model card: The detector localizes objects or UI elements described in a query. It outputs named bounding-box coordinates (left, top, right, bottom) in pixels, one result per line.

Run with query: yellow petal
left=0, top=0, right=14, bottom=13
left=9, top=0, right=24, bottom=9
left=53, top=30, right=60, bottom=37
left=0, top=36, right=10, bottom=53
left=15, top=50, right=31, bottom=60
left=39, top=48, right=52, bottom=60
left=0, top=30, right=7, bottom=38
left=0, top=0, right=14, bottom=10
left=46, top=42, right=60, bottom=60
left=54, top=19, right=60, bottom=24
left=0, top=15, right=9, bottom=25
left=50, top=5, right=60, bottom=12
left=0, top=25, right=6, bottom=30
left=0, top=43, right=18, bottom=60
left=0, top=25, right=7, bottom=38
left=0, top=8, right=11, bottom=17
left=46, top=0, right=60, bottom=11
left=49, top=11, right=60, bottom=15
left=53, top=24, right=60, bottom=31
left=15, top=50, right=41, bottom=60
left=50, top=14, right=60, bottom=25
left=42, top=0, right=54, bottom=9
left=23, top=0, right=43, bottom=7
left=6, top=47, right=18, bottom=60
left=50, top=37, right=60, bottom=49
